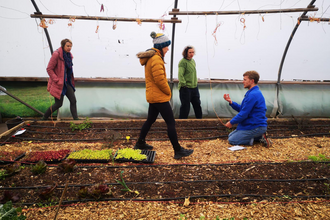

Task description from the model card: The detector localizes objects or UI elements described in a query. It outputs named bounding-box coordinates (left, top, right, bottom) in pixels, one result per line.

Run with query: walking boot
left=134, top=139, right=153, bottom=150
left=174, top=147, right=194, bottom=160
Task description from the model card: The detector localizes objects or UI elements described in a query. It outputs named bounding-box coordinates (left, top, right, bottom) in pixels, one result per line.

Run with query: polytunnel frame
left=29, top=0, right=326, bottom=119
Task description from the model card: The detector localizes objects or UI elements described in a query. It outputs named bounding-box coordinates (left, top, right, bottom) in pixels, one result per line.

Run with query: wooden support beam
left=169, top=7, right=318, bottom=16
left=30, top=13, right=181, bottom=23
left=299, top=16, right=330, bottom=22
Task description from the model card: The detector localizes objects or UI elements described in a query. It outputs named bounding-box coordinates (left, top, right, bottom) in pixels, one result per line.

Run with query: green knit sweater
left=178, top=58, right=198, bottom=89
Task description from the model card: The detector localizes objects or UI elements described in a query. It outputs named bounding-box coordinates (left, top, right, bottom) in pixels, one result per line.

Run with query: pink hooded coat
left=46, top=47, right=75, bottom=100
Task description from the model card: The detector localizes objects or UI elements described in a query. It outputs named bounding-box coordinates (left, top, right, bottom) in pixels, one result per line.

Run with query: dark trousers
left=179, top=87, right=202, bottom=119
left=139, top=102, right=180, bottom=151
left=44, top=85, right=78, bottom=119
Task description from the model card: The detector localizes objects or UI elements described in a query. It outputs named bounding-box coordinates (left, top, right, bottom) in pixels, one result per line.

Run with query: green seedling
left=70, top=117, right=92, bottom=131
left=31, top=160, right=47, bottom=175
left=0, top=201, right=26, bottom=220
left=308, top=154, right=330, bottom=162
left=324, top=183, right=330, bottom=194
left=115, top=171, right=139, bottom=195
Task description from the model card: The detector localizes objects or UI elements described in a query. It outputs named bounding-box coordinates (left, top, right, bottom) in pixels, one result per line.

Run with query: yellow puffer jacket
left=136, top=48, right=171, bottom=103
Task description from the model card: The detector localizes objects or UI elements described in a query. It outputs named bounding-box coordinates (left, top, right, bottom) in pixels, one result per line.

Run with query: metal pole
left=0, top=86, right=44, bottom=116
left=273, top=0, right=316, bottom=117
left=31, top=0, right=53, bottom=54
left=170, top=0, right=179, bottom=101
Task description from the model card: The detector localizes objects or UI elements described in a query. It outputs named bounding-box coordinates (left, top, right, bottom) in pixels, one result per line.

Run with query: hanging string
left=239, top=14, right=246, bottom=44
left=204, top=15, right=226, bottom=126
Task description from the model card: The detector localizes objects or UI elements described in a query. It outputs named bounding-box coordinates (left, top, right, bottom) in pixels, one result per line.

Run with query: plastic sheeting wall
left=59, top=82, right=330, bottom=118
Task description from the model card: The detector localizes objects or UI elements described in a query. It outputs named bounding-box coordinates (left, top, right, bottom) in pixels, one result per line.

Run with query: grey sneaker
left=134, top=141, right=153, bottom=150
left=260, top=133, right=272, bottom=148
left=174, top=147, right=194, bottom=160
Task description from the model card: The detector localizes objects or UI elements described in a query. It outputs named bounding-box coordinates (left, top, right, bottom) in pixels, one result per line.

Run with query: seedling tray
left=114, top=150, right=156, bottom=163
left=70, top=159, right=110, bottom=163
left=0, top=153, right=26, bottom=164
left=20, top=154, right=69, bottom=164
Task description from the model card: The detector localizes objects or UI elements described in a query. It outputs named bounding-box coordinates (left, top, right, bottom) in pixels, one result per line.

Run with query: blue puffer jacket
left=229, top=86, right=267, bottom=130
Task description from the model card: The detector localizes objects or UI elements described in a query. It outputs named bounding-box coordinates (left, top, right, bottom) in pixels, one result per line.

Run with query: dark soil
left=1, top=162, right=330, bottom=205
left=1, top=119, right=330, bottom=143
left=1, top=119, right=330, bottom=206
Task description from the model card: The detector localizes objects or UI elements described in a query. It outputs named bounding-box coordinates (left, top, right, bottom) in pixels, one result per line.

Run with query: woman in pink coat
left=42, top=39, right=78, bottom=120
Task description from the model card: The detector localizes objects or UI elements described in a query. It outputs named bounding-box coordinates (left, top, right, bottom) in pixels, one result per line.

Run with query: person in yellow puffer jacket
left=135, top=31, right=194, bottom=160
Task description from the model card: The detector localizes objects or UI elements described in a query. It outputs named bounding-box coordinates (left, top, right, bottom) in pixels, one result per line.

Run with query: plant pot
left=5, top=117, right=24, bottom=130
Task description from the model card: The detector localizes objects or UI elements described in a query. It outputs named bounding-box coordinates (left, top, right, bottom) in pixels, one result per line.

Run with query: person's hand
left=225, top=121, right=232, bottom=128
left=223, top=94, right=232, bottom=104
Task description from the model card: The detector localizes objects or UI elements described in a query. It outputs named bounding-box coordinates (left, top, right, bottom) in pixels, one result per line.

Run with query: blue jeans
left=228, top=126, right=267, bottom=145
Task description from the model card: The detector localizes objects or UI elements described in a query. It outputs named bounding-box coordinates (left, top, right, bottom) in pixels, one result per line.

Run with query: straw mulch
left=1, top=119, right=329, bottom=219
left=10, top=136, right=330, bottom=219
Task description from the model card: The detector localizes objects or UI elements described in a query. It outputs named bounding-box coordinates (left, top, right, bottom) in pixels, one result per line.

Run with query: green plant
left=31, top=160, right=47, bottom=175
left=283, top=195, right=292, bottom=200
left=115, top=171, right=139, bottom=195
left=178, top=214, right=186, bottom=220
left=0, top=201, right=26, bottom=220
left=115, top=148, right=147, bottom=161
left=70, top=117, right=92, bottom=131
left=324, top=183, right=330, bottom=194
left=308, top=154, right=330, bottom=162
left=67, top=149, right=113, bottom=160
left=2, top=163, right=22, bottom=178
left=37, top=198, right=58, bottom=208
left=0, top=170, right=6, bottom=180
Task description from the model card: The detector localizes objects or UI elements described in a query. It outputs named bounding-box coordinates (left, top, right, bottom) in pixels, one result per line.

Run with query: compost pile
left=0, top=118, right=329, bottom=219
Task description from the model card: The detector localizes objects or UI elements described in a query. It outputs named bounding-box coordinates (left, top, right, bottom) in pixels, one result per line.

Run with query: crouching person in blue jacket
left=223, top=70, right=271, bottom=147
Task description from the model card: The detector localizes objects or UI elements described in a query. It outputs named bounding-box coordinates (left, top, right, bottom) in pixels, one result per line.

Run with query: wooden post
left=31, top=14, right=182, bottom=23
left=169, top=7, right=318, bottom=15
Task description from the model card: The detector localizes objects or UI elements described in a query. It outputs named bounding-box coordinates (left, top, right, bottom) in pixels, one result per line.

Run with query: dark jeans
left=179, top=87, right=202, bottom=119
left=139, top=102, right=180, bottom=151
left=44, top=85, right=78, bottom=119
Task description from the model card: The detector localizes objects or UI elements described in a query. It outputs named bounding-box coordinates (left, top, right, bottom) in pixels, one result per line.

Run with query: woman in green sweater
left=178, top=46, right=202, bottom=119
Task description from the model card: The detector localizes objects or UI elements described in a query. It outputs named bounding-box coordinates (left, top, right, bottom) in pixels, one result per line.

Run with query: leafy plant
left=67, top=149, right=112, bottom=160
left=78, top=184, right=110, bottom=200
left=0, top=191, right=20, bottom=204
left=38, top=184, right=57, bottom=201
left=77, top=187, right=88, bottom=198
left=70, top=117, right=92, bottom=131
left=37, top=198, right=58, bottom=208
left=2, top=163, right=22, bottom=178
left=88, top=184, right=110, bottom=200
left=308, top=154, right=330, bottom=162
left=283, top=195, right=292, bottom=200
left=115, top=148, right=147, bottom=161
left=0, top=170, right=6, bottom=181
left=324, top=183, right=330, bottom=194
left=0, top=201, right=26, bottom=220
left=115, top=171, right=139, bottom=195
left=21, top=149, right=70, bottom=163
left=31, top=160, right=47, bottom=175
left=57, top=159, right=76, bottom=173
